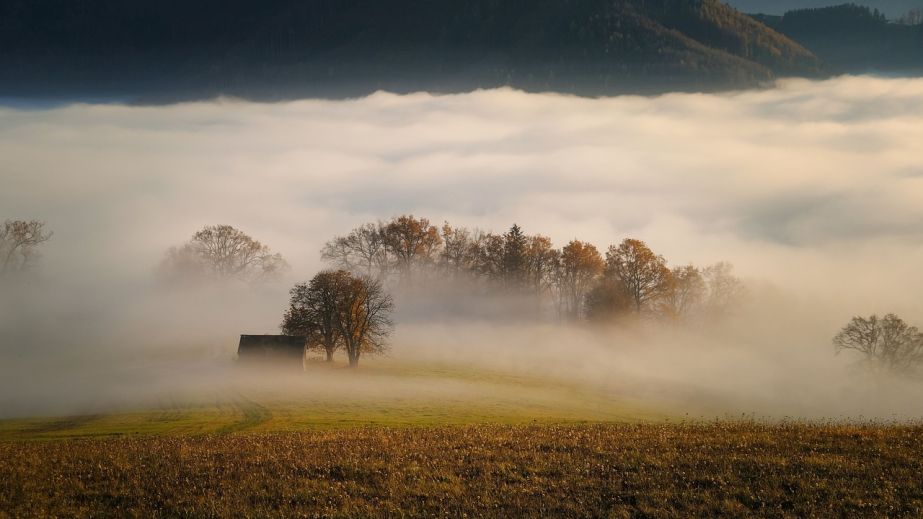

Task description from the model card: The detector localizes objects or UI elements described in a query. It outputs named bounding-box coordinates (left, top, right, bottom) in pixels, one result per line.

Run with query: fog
left=2, top=75, right=923, bottom=421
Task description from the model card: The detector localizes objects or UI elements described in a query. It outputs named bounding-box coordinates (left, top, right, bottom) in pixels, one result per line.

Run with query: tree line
left=321, top=215, right=745, bottom=323
left=13, top=217, right=922, bottom=373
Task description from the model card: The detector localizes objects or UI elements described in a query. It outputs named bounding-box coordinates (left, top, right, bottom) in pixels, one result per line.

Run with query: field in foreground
left=3, top=422, right=923, bottom=517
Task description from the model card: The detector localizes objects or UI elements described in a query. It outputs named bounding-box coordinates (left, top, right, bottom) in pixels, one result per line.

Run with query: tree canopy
left=0, top=219, right=52, bottom=275
left=834, top=314, right=923, bottom=373
left=282, top=270, right=393, bottom=368
left=160, top=225, right=288, bottom=283
left=321, top=215, right=743, bottom=324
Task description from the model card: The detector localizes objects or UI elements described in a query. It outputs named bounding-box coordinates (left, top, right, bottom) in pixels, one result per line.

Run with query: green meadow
left=0, top=359, right=663, bottom=441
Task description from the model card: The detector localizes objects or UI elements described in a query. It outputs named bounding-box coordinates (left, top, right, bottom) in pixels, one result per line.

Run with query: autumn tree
left=0, top=219, right=52, bottom=275
left=281, top=273, right=345, bottom=362
left=833, top=314, right=923, bottom=373
left=604, top=239, right=671, bottom=314
left=283, top=270, right=394, bottom=367
left=661, top=264, right=706, bottom=320
left=382, top=215, right=442, bottom=283
left=553, top=240, right=604, bottom=320
left=585, top=277, right=633, bottom=322
left=330, top=272, right=395, bottom=368
left=469, top=231, right=505, bottom=282
left=160, top=225, right=288, bottom=282
left=525, top=234, right=559, bottom=297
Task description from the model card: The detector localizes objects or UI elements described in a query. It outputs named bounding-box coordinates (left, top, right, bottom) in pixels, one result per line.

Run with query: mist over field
left=3, top=75, right=923, bottom=420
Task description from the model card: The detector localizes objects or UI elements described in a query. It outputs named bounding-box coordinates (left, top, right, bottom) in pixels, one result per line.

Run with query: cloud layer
left=2, top=75, right=923, bottom=418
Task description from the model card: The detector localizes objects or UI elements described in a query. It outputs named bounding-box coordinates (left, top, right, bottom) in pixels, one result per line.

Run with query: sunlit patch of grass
left=0, top=358, right=662, bottom=440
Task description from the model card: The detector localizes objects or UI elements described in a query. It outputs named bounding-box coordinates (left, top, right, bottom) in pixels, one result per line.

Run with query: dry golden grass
left=2, top=422, right=923, bottom=517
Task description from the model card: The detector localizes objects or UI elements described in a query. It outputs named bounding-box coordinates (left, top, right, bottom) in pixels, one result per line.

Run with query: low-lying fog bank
left=2, top=75, right=923, bottom=420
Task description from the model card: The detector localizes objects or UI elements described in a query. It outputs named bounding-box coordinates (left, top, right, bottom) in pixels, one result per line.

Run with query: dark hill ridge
left=729, top=0, right=921, bottom=18
left=754, top=4, right=923, bottom=73
left=0, top=0, right=821, bottom=101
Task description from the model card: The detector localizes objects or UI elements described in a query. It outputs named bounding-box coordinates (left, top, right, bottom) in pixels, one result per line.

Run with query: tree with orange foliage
left=553, top=240, right=604, bottom=320
left=604, top=239, right=671, bottom=314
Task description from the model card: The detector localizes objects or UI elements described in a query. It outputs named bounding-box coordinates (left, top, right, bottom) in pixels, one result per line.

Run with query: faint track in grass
left=216, top=393, right=272, bottom=434
left=23, top=414, right=104, bottom=435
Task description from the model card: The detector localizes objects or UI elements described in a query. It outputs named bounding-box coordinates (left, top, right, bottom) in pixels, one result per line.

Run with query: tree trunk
left=325, top=349, right=334, bottom=362
left=347, top=345, right=359, bottom=368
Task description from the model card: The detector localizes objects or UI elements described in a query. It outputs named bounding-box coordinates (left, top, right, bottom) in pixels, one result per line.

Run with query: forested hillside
left=0, top=0, right=821, bottom=100
left=729, top=0, right=921, bottom=17
left=754, top=4, right=923, bottom=72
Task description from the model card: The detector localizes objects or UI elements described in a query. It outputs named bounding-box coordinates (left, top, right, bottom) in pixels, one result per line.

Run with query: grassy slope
left=0, top=359, right=663, bottom=441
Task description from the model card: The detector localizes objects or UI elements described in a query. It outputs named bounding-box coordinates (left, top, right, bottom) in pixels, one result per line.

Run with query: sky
left=2, top=75, right=923, bottom=419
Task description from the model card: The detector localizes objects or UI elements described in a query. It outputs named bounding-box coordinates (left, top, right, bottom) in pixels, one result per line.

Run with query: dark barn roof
left=238, top=335, right=306, bottom=364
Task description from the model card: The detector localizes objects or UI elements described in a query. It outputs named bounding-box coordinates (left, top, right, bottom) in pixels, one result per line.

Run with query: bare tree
left=160, top=225, right=287, bottom=282
left=440, top=222, right=475, bottom=278
left=281, top=275, right=343, bottom=362
left=321, top=222, right=389, bottom=278
left=833, top=314, right=923, bottom=373
left=604, top=239, right=671, bottom=314
left=703, top=262, right=745, bottom=317
left=553, top=240, right=604, bottom=320
left=0, top=220, right=52, bottom=274
left=330, top=272, right=394, bottom=368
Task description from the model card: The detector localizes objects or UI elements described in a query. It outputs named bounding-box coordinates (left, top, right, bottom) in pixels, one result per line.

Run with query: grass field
left=2, top=422, right=923, bottom=517
left=3, top=360, right=922, bottom=517
left=0, top=358, right=663, bottom=441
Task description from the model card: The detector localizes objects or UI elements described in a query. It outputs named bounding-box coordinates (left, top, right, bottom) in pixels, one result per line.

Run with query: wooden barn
left=237, top=335, right=306, bottom=369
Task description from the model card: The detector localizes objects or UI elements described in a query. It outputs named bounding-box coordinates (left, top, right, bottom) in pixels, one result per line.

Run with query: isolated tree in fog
left=282, top=274, right=344, bottom=362
left=160, top=225, right=287, bottom=282
left=833, top=314, right=923, bottom=373
left=604, top=239, right=671, bottom=314
left=330, top=272, right=394, bottom=368
left=283, top=270, right=393, bottom=366
left=0, top=219, right=52, bottom=275
left=553, top=240, right=604, bottom=319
